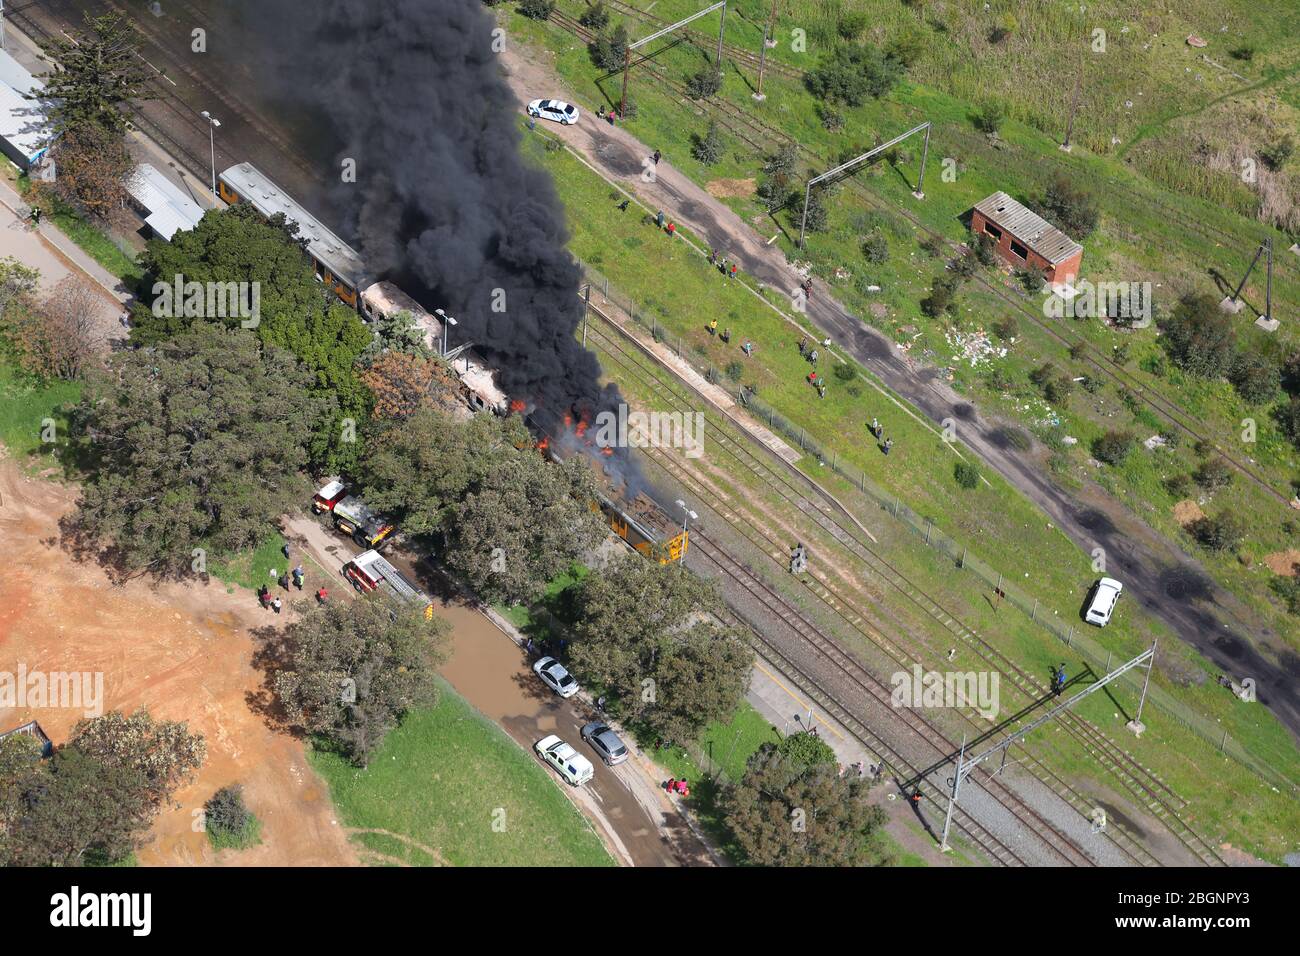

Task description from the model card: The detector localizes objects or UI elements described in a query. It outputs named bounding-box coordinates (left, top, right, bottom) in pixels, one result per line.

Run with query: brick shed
left=971, top=192, right=1083, bottom=288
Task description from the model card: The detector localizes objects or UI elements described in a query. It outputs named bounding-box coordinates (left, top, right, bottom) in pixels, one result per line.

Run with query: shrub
left=862, top=230, right=890, bottom=264
left=819, top=107, right=845, bottom=132
left=992, top=316, right=1018, bottom=341
left=1259, top=135, right=1294, bottom=171
left=1159, top=293, right=1236, bottom=378
left=837, top=13, right=868, bottom=40
left=921, top=274, right=958, bottom=318
left=1036, top=176, right=1099, bottom=238
left=832, top=362, right=855, bottom=382
left=686, top=68, right=723, bottom=99
left=519, top=0, right=554, bottom=20
left=973, top=101, right=1006, bottom=135
left=204, top=785, right=260, bottom=850
left=884, top=29, right=926, bottom=67
left=973, top=233, right=998, bottom=266
left=1193, top=458, right=1234, bottom=492
left=725, top=360, right=744, bottom=381
left=1016, top=267, right=1046, bottom=293
left=920, top=234, right=945, bottom=258
left=1164, top=473, right=1194, bottom=498
left=1275, top=396, right=1300, bottom=450
left=806, top=46, right=902, bottom=105
left=1190, top=512, right=1246, bottom=552
left=954, top=461, right=980, bottom=489
left=692, top=121, right=723, bottom=165
left=1092, top=430, right=1135, bottom=465
left=578, top=1, right=609, bottom=30
left=1229, top=44, right=1255, bottom=61
left=1229, top=351, right=1280, bottom=404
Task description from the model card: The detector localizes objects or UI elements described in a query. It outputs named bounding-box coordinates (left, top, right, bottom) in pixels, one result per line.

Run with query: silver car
left=580, top=721, right=629, bottom=766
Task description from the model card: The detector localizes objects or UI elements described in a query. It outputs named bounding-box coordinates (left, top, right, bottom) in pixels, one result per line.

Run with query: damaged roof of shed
left=974, top=191, right=1084, bottom=264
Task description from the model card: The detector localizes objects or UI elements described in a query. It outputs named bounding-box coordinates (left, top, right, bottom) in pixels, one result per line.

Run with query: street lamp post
left=436, top=309, right=457, bottom=357
left=674, top=499, right=697, bottom=563
left=200, top=111, right=221, bottom=197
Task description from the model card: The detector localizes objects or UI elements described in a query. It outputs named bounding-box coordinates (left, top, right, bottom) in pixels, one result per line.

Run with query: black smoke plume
left=220, top=0, right=623, bottom=438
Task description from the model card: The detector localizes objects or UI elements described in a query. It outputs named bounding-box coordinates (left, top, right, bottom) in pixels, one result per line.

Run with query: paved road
left=284, top=514, right=712, bottom=866
left=496, top=43, right=1300, bottom=744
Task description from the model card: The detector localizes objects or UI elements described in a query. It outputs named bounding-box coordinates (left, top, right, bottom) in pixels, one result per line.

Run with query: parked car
left=535, top=735, right=594, bottom=786
left=580, top=722, right=629, bottom=766
left=1083, top=577, right=1123, bottom=627
left=527, top=98, right=580, bottom=125
left=533, top=656, right=580, bottom=699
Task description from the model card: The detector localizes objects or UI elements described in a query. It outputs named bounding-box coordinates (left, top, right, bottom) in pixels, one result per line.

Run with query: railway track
left=589, top=0, right=1300, bottom=295
left=581, top=298, right=1227, bottom=866
left=548, top=9, right=1296, bottom=511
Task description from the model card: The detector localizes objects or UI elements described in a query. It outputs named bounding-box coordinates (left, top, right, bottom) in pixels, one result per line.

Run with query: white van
left=1084, top=578, right=1123, bottom=627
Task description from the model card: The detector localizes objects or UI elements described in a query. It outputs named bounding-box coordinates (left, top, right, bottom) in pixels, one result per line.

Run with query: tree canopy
left=130, top=204, right=372, bottom=470
left=567, top=558, right=754, bottom=743
left=67, top=324, right=327, bottom=576
left=1159, top=293, right=1237, bottom=379
left=272, top=596, right=450, bottom=767
left=444, top=452, right=607, bottom=605
left=723, top=740, right=888, bottom=866
left=32, top=12, right=156, bottom=136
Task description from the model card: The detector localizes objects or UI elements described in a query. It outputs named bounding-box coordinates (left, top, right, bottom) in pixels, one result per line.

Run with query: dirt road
left=285, top=513, right=714, bottom=867
left=0, top=460, right=358, bottom=866
left=497, top=41, right=1300, bottom=743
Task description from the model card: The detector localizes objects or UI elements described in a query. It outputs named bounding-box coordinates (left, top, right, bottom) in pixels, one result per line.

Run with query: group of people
left=664, top=777, right=691, bottom=797
left=595, top=105, right=620, bottom=126
left=706, top=314, right=754, bottom=358
left=799, top=338, right=829, bottom=399
left=706, top=247, right=739, bottom=280
left=868, top=418, right=894, bottom=455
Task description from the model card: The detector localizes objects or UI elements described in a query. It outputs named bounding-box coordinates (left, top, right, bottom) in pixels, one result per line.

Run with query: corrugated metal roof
left=0, top=50, right=51, bottom=168
left=974, top=191, right=1083, bottom=265
left=218, top=162, right=369, bottom=289
left=127, top=163, right=205, bottom=240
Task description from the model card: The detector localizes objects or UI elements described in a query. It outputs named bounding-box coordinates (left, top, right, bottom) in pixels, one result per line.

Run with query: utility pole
left=1061, top=5, right=1086, bottom=152
left=939, top=734, right=965, bottom=852
left=715, top=1, right=727, bottom=80
left=620, top=44, right=630, bottom=117
left=754, top=0, right=778, bottom=101
left=1, top=1, right=7, bottom=53
left=200, top=111, right=221, bottom=197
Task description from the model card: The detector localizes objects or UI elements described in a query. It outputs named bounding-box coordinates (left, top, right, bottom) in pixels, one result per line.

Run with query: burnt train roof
left=219, top=162, right=370, bottom=290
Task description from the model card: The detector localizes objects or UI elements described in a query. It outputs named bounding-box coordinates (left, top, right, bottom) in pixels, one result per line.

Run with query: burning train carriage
left=217, top=162, right=506, bottom=415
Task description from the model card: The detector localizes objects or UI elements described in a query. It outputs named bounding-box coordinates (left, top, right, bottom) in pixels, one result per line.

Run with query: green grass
left=311, top=679, right=613, bottom=867
left=15, top=174, right=142, bottom=286
left=207, top=531, right=290, bottom=593
left=504, top=3, right=1300, bottom=647
left=0, top=355, right=81, bottom=465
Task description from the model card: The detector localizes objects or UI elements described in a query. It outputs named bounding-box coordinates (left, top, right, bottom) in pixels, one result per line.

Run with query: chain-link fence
left=578, top=260, right=1295, bottom=793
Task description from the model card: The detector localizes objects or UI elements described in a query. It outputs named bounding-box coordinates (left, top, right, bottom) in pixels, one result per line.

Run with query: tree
left=806, top=46, right=902, bottom=106
left=130, top=204, right=371, bottom=470
left=1228, top=351, right=1280, bottom=405
left=68, top=710, right=206, bottom=810
left=691, top=121, right=723, bottom=165
left=723, top=741, right=888, bottom=866
left=1259, top=135, right=1294, bottom=172
left=273, top=597, right=449, bottom=767
left=13, top=276, right=103, bottom=381
left=567, top=558, right=754, bottom=744
left=884, top=28, right=926, bottom=67
left=1092, top=430, right=1136, bottom=465
left=802, top=191, right=829, bottom=233
left=1159, top=293, right=1236, bottom=379
left=40, top=122, right=137, bottom=224
left=31, top=12, right=156, bottom=136
left=954, top=460, right=980, bottom=489
left=518, top=0, right=555, bottom=20
left=589, top=24, right=629, bottom=72
left=358, top=407, right=530, bottom=537
left=0, top=710, right=204, bottom=866
left=1036, top=176, right=1099, bottom=238
left=776, top=731, right=837, bottom=772
left=578, top=1, right=610, bottom=30
left=921, top=274, right=959, bottom=318
left=444, top=453, right=606, bottom=605
left=359, top=351, right=437, bottom=419
left=0, top=258, right=40, bottom=321
left=1, top=747, right=153, bottom=866
left=685, top=67, right=723, bottom=100
left=66, top=325, right=326, bottom=576
left=361, top=309, right=433, bottom=361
